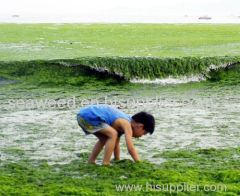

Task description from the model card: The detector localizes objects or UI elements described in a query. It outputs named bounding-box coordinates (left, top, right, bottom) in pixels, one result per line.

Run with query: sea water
left=1, top=77, right=239, bottom=164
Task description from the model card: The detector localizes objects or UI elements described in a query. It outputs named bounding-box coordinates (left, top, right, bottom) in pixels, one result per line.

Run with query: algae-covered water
left=0, top=24, right=240, bottom=195
left=0, top=61, right=240, bottom=195
left=1, top=78, right=240, bottom=164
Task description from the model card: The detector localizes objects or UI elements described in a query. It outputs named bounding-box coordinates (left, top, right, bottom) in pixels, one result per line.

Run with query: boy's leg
left=97, top=127, right=118, bottom=165
left=88, top=133, right=107, bottom=164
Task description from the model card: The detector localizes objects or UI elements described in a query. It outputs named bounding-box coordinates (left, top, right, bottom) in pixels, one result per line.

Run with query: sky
left=0, top=0, right=240, bottom=23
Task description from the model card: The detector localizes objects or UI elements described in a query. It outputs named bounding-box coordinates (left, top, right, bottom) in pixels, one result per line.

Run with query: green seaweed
left=1, top=24, right=240, bottom=61
left=206, top=63, right=240, bottom=85
left=0, top=56, right=239, bottom=84
left=1, top=23, right=240, bottom=196
left=0, top=148, right=239, bottom=195
left=0, top=59, right=128, bottom=88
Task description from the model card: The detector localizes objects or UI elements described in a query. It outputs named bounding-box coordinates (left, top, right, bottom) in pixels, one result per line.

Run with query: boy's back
left=77, top=104, right=131, bottom=126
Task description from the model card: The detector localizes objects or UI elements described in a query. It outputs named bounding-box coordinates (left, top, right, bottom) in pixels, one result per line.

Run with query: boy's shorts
left=77, top=115, right=109, bottom=135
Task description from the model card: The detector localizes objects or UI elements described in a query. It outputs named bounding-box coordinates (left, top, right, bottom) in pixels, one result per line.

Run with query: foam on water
left=130, top=75, right=205, bottom=84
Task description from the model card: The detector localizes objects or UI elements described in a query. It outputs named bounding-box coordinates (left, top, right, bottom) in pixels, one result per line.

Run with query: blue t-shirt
left=77, top=104, right=131, bottom=126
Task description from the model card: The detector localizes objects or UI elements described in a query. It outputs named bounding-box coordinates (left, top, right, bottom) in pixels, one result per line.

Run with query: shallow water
left=0, top=81, right=239, bottom=164
left=0, top=82, right=240, bottom=163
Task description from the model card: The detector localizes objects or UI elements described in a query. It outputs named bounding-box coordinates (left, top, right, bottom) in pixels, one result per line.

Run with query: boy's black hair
left=132, top=112, right=155, bottom=134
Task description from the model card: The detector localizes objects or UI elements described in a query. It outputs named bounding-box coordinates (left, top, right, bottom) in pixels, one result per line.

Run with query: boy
left=77, top=104, right=155, bottom=165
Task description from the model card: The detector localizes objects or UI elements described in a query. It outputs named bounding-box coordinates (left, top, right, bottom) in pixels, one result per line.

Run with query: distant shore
left=0, top=15, right=239, bottom=23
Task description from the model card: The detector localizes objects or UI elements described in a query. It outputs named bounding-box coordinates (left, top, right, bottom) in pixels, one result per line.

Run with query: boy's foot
left=102, top=162, right=111, bottom=166
left=88, top=160, right=96, bottom=164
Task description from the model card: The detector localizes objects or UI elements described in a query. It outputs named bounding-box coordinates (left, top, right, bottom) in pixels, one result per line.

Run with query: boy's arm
left=121, top=120, right=140, bottom=162
left=114, top=136, right=120, bottom=160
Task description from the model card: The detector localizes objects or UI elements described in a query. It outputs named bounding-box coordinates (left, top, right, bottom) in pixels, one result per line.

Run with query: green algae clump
left=0, top=148, right=239, bottom=195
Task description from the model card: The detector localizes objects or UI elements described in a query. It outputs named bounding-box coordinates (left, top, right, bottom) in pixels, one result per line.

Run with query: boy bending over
left=77, top=104, right=155, bottom=165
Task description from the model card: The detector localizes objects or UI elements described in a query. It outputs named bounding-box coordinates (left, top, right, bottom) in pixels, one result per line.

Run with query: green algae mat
left=1, top=148, right=240, bottom=195
left=0, top=24, right=240, bottom=195
left=0, top=24, right=240, bottom=60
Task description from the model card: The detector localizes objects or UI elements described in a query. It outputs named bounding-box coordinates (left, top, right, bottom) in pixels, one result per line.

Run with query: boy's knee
left=99, top=127, right=118, bottom=140
left=109, top=131, right=118, bottom=140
